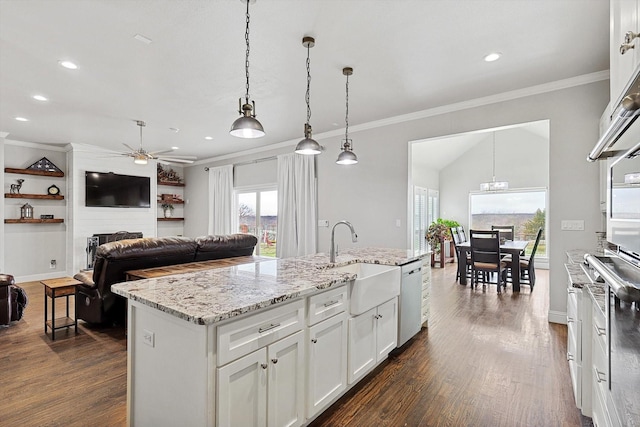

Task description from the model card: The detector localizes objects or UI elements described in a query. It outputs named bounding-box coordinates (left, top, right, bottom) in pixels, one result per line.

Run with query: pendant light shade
left=295, top=36, right=321, bottom=155
left=336, top=67, right=358, bottom=165
left=480, top=132, right=508, bottom=191
left=230, top=0, right=265, bottom=139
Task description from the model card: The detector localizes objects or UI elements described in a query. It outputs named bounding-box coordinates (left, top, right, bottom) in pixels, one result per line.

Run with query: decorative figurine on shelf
left=157, top=164, right=183, bottom=184
left=161, top=203, right=174, bottom=218
left=10, top=179, right=24, bottom=194
left=20, top=203, right=33, bottom=219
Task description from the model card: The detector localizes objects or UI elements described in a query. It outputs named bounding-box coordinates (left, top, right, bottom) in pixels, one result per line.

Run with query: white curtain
left=208, top=165, right=234, bottom=235
left=277, top=153, right=317, bottom=258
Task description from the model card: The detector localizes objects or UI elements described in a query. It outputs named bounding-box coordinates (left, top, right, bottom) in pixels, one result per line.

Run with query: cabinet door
left=347, top=307, right=377, bottom=384
left=307, top=313, right=347, bottom=419
left=376, top=298, right=398, bottom=361
left=611, top=0, right=639, bottom=106
left=217, top=347, right=268, bottom=427
left=268, top=331, right=304, bottom=427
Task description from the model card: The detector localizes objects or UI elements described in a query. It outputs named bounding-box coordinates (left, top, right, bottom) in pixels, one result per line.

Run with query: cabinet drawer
left=568, top=319, right=581, bottom=363
left=308, top=285, right=347, bottom=326
left=217, top=299, right=305, bottom=366
left=567, top=287, right=580, bottom=320
left=592, top=303, right=607, bottom=354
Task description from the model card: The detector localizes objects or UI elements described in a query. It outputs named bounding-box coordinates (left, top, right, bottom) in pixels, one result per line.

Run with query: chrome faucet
left=330, top=220, right=358, bottom=263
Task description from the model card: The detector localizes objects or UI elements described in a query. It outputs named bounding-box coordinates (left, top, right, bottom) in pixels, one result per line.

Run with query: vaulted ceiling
left=0, top=0, right=609, bottom=162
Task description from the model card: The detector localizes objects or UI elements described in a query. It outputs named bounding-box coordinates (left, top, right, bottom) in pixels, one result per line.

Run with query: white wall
left=411, top=166, right=439, bottom=192
left=0, top=133, right=6, bottom=273
left=68, top=144, right=157, bottom=274
left=438, top=126, right=549, bottom=232
left=184, top=79, right=609, bottom=323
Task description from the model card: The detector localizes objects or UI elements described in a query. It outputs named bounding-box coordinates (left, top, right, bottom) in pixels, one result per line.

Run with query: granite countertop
left=111, top=247, right=428, bottom=325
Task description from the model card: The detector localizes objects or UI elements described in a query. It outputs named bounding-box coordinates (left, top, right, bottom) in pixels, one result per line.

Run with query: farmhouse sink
left=329, top=263, right=401, bottom=315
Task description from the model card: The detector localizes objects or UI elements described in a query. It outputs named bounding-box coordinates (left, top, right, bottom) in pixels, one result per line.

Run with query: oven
left=585, top=253, right=640, bottom=426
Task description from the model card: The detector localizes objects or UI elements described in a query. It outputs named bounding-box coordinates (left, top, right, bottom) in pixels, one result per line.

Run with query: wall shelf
left=5, top=218, right=64, bottom=224
left=5, top=193, right=64, bottom=200
left=157, top=217, right=184, bottom=222
left=158, top=199, right=184, bottom=204
left=158, top=181, right=185, bottom=187
left=5, top=167, right=64, bottom=178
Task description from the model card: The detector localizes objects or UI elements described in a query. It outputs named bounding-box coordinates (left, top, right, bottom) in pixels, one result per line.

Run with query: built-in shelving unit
left=157, top=179, right=185, bottom=230
left=5, top=193, right=64, bottom=200
left=4, top=218, right=64, bottom=224
left=5, top=167, right=64, bottom=178
left=4, top=167, right=66, bottom=224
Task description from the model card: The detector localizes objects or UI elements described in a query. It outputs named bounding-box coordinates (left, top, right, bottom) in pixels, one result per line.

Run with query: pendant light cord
left=345, top=73, right=349, bottom=142
left=305, top=43, right=312, bottom=126
left=244, top=0, right=251, bottom=104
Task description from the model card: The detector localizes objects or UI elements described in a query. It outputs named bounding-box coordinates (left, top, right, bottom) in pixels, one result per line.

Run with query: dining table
left=456, top=240, right=530, bottom=292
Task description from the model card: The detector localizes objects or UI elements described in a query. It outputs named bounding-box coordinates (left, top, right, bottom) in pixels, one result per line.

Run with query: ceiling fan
left=120, top=120, right=197, bottom=165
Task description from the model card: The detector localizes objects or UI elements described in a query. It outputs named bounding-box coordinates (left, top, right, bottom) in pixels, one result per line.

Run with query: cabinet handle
left=271, top=358, right=278, bottom=364
left=568, top=288, right=576, bottom=294
left=261, top=363, right=268, bottom=369
left=567, top=352, right=574, bottom=361
left=323, top=300, right=340, bottom=307
left=567, top=317, right=575, bottom=323
left=594, top=367, right=606, bottom=384
left=594, top=325, right=606, bottom=337
left=311, top=338, right=317, bottom=344
left=258, top=323, right=281, bottom=334
left=624, top=30, right=640, bottom=44
left=620, top=43, right=635, bottom=55
left=374, top=314, right=383, bottom=320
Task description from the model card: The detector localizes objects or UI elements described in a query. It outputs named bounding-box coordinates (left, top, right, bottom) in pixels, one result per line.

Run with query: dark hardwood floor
left=0, top=263, right=584, bottom=426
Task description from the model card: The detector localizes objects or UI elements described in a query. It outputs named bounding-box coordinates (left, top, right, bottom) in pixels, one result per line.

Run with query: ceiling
left=0, top=0, right=609, bottom=163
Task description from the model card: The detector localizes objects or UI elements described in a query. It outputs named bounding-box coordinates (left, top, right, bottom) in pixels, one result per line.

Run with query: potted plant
left=161, top=202, right=174, bottom=218
left=425, top=218, right=460, bottom=266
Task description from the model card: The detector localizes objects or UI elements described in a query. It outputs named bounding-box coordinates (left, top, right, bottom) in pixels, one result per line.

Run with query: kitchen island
left=112, top=248, right=429, bottom=427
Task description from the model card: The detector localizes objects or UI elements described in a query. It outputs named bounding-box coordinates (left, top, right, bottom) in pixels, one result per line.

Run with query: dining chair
left=503, top=228, right=543, bottom=290
left=450, top=227, right=471, bottom=282
left=458, top=226, right=467, bottom=243
left=469, top=229, right=507, bottom=293
left=491, top=225, right=514, bottom=241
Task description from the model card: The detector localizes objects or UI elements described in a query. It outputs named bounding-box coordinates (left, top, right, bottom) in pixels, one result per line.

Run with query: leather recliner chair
left=74, top=234, right=258, bottom=325
left=1, top=274, right=28, bottom=326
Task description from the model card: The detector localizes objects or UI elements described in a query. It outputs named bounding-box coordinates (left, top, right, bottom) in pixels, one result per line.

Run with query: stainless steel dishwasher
left=398, top=260, right=423, bottom=347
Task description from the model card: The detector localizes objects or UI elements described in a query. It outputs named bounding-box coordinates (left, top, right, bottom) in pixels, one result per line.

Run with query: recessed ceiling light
left=134, top=34, right=153, bottom=44
left=204, top=136, right=213, bottom=140
left=171, top=146, right=179, bottom=150
left=483, top=52, right=502, bottom=62
left=15, top=117, right=29, bottom=122
left=33, top=94, right=48, bottom=101
left=58, top=60, right=78, bottom=69
left=169, top=127, right=180, bottom=133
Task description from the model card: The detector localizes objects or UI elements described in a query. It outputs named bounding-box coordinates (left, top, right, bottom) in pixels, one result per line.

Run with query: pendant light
left=295, top=36, right=322, bottom=155
left=480, top=132, right=509, bottom=191
left=336, top=67, right=358, bottom=165
left=230, top=0, right=265, bottom=139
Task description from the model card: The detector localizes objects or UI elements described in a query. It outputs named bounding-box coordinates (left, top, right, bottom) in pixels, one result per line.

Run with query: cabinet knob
left=311, top=338, right=317, bottom=344
left=261, top=363, right=268, bottom=369
left=624, top=30, right=640, bottom=44
left=566, top=352, right=574, bottom=361
left=620, top=43, right=635, bottom=55
left=271, top=358, right=278, bottom=364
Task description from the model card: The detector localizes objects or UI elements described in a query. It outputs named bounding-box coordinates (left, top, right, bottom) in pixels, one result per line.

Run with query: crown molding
left=4, top=138, right=71, bottom=151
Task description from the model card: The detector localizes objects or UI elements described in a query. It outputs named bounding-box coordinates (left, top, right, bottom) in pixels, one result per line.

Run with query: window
left=237, top=188, right=277, bottom=257
left=469, top=189, right=546, bottom=257
left=413, top=187, right=439, bottom=253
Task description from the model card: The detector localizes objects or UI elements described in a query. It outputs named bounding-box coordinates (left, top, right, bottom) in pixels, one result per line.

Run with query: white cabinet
left=217, top=330, right=305, bottom=427
left=306, top=312, right=348, bottom=419
left=421, top=257, right=431, bottom=327
left=347, top=297, right=398, bottom=384
left=610, top=0, right=640, bottom=111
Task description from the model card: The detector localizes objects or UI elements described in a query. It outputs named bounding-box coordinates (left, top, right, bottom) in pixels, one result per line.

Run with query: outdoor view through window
left=469, top=190, right=546, bottom=257
left=237, top=190, right=277, bottom=257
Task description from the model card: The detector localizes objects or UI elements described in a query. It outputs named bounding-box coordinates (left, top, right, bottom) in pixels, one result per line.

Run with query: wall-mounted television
left=85, top=171, right=151, bottom=208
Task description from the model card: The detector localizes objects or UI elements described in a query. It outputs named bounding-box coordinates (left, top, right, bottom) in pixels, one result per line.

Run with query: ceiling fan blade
left=148, top=149, right=175, bottom=156
left=157, top=157, right=195, bottom=164
left=123, top=143, right=138, bottom=153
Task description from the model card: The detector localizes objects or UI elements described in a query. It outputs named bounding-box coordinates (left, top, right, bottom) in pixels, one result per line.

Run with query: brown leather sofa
left=74, top=234, right=258, bottom=325
left=1, top=274, right=28, bottom=326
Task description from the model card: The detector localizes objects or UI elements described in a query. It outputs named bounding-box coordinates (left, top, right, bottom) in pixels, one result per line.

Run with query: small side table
left=41, top=277, right=81, bottom=340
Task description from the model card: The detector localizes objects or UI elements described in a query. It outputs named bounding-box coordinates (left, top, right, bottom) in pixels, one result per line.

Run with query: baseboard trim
left=548, top=310, right=567, bottom=324
left=14, top=271, right=71, bottom=284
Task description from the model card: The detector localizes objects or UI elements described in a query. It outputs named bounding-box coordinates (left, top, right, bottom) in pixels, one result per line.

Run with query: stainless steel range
left=585, top=253, right=640, bottom=426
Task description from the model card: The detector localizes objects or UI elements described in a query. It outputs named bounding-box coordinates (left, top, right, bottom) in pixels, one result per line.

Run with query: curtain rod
left=204, top=155, right=278, bottom=171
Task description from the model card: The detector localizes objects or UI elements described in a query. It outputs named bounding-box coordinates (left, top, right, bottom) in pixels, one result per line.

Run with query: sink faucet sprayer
left=330, top=221, right=358, bottom=263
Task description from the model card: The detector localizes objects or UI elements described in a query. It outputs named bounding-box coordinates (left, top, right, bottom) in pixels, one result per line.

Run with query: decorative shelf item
left=5, top=218, right=64, bottom=224
left=27, top=157, right=63, bottom=174
left=157, top=164, right=183, bottom=185
left=5, top=193, right=64, bottom=200
left=157, top=217, right=184, bottom=222
left=5, top=167, right=64, bottom=178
